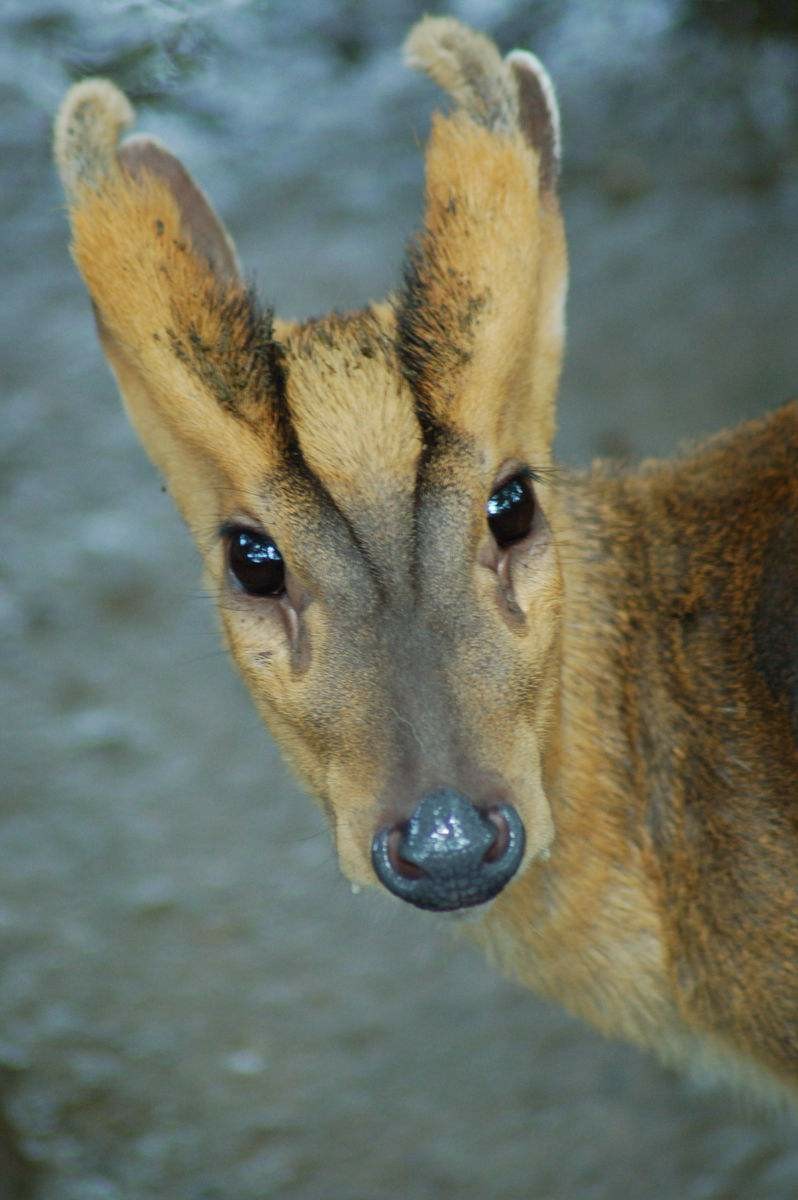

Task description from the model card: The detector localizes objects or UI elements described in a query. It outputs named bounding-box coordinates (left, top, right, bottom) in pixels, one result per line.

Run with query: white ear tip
left=505, top=48, right=561, bottom=164
left=54, top=78, right=135, bottom=195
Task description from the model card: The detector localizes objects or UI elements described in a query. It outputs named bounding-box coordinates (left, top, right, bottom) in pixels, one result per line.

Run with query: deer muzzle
left=371, top=788, right=526, bottom=912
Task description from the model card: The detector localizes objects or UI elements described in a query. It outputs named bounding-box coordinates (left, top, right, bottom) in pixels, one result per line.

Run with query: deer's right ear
left=54, top=81, right=286, bottom=536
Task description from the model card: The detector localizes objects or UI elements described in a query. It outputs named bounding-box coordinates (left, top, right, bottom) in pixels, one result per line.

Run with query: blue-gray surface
left=2, top=1, right=798, bottom=1196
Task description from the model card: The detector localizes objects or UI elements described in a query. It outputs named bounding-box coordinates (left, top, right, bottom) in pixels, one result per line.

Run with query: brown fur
left=55, top=18, right=798, bottom=1101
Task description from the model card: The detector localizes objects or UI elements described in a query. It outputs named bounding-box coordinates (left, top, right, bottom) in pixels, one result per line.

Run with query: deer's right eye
left=227, top=528, right=285, bottom=597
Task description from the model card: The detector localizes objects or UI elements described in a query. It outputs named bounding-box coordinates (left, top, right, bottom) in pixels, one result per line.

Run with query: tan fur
left=402, top=111, right=564, bottom=457
left=404, top=17, right=516, bottom=131
left=54, top=78, right=133, bottom=195
left=55, top=18, right=798, bottom=1104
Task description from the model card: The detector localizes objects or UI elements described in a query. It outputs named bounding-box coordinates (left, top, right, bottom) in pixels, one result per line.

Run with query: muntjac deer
left=55, top=17, right=798, bottom=1104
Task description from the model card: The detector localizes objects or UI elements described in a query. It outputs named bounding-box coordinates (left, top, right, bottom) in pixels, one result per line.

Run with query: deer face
left=211, top=309, right=564, bottom=905
left=55, top=18, right=567, bottom=911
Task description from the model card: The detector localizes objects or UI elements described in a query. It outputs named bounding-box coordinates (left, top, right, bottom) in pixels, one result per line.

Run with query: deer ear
left=505, top=49, right=561, bottom=195
left=403, top=18, right=561, bottom=183
left=54, top=80, right=241, bottom=283
left=398, top=19, right=566, bottom=462
left=54, top=81, right=285, bottom=534
left=116, top=135, right=241, bottom=283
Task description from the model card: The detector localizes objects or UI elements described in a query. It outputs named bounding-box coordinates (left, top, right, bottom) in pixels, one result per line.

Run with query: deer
left=55, top=16, right=798, bottom=1108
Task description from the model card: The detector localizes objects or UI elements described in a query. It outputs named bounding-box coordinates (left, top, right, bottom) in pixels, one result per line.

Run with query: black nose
left=371, top=788, right=525, bottom=912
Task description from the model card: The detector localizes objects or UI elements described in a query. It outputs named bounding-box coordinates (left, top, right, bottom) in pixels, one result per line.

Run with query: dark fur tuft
left=396, top=238, right=485, bottom=447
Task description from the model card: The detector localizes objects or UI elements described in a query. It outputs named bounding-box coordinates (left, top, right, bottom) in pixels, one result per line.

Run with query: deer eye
left=227, top=528, right=285, bottom=596
left=487, top=474, right=536, bottom=547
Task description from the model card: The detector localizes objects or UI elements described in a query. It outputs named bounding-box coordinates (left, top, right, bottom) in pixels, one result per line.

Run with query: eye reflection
left=227, top=528, right=286, bottom=596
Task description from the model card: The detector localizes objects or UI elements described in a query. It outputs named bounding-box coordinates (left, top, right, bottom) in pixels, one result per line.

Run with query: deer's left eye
left=487, top=475, right=536, bottom=547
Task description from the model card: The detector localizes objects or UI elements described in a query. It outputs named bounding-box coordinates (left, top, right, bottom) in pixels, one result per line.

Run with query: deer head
left=55, top=17, right=567, bottom=913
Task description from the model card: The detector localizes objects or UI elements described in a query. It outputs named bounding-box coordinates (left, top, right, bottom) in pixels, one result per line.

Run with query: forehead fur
left=277, top=304, right=422, bottom=504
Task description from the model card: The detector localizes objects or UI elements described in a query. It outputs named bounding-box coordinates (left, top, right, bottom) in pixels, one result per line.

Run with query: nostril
left=387, top=825, right=425, bottom=880
left=483, top=808, right=510, bottom=863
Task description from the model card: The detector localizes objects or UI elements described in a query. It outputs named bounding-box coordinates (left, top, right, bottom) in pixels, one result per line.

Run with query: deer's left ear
left=397, top=19, right=567, bottom=462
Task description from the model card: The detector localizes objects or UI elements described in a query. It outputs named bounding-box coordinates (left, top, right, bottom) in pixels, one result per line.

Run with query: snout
left=371, top=788, right=525, bottom=912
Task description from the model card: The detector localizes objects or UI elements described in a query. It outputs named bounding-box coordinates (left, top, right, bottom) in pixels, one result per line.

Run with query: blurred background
left=2, top=1, right=798, bottom=1196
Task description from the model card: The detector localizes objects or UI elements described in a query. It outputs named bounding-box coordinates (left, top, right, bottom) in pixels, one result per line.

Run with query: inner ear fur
left=54, top=80, right=288, bottom=532
left=399, top=18, right=567, bottom=462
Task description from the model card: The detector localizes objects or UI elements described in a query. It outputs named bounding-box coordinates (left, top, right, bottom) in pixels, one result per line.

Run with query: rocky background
left=2, top=1, right=798, bottom=1196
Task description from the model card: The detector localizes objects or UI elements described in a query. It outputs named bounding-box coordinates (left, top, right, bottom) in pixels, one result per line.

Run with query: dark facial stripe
left=395, top=236, right=487, bottom=455
left=395, top=250, right=448, bottom=451
left=294, top=455, right=390, bottom=603
left=168, top=285, right=287, bottom=426
left=275, top=352, right=389, bottom=605
left=409, top=427, right=478, bottom=598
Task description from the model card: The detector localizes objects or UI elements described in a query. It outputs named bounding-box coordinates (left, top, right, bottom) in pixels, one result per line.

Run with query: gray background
left=2, top=1, right=798, bottom=1196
